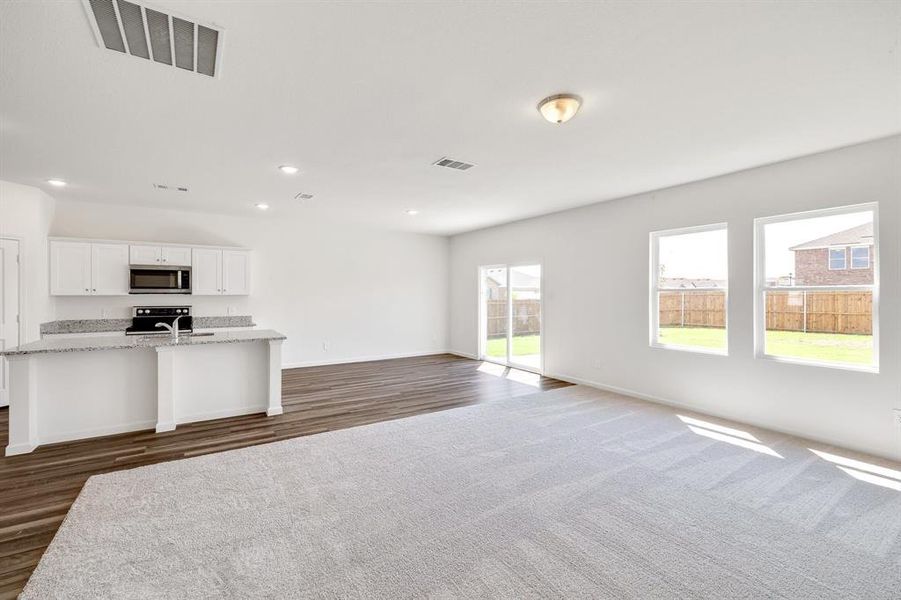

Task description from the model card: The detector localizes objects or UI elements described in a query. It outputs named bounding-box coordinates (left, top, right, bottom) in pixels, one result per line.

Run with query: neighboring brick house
left=790, top=223, right=874, bottom=285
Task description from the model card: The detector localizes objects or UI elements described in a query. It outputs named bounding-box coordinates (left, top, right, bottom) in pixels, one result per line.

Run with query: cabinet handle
left=92, top=288, right=96, bottom=292
left=84, top=288, right=89, bottom=292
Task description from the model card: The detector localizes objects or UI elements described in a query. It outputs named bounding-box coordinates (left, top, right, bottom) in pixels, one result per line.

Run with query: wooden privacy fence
left=658, top=290, right=872, bottom=335
left=486, top=299, right=541, bottom=337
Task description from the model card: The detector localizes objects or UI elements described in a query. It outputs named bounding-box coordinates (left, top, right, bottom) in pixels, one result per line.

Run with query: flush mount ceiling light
left=255, top=203, right=269, bottom=210
left=537, top=93, right=582, bottom=124
left=278, top=165, right=299, bottom=175
left=405, top=209, right=420, bottom=216
left=46, top=179, right=67, bottom=187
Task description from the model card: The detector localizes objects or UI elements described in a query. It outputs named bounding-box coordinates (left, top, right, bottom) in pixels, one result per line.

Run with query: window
left=828, top=248, right=847, bottom=270
left=650, top=223, right=727, bottom=354
left=851, top=246, right=870, bottom=269
left=755, top=204, right=877, bottom=371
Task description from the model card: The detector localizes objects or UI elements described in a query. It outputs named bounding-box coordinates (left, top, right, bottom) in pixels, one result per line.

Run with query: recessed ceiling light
left=537, top=93, right=582, bottom=124
left=255, top=203, right=270, bottom=210
left=278, top=165, right=299, bottom=175
left=405, top=209, right=420, bottom=216
left=46, top=179, right=67, bottom=187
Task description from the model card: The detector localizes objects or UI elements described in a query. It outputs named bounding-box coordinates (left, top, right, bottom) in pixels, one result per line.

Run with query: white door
left=161, top=246, right=192, bottom=266
left=129, top=244, right=161, bottom=265
left=222, top=250, right=250, bottom=295
left=0, top=239, right=20, bottom=407
left=50, top=241, right=92, bottom=295
left=191, top=249, right=222, bottom=295
left=91, top=243, right=129, bottom=295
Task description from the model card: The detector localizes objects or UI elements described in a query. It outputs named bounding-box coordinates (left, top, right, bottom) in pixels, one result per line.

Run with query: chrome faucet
left=155, top=315, right=183, bottom=340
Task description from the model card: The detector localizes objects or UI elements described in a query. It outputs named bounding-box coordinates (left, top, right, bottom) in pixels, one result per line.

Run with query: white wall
left=46, top=199, right=450, bottom=367
left=449, top=136, right=901, bottom=461
left=0, top=180, right=55, bottom=342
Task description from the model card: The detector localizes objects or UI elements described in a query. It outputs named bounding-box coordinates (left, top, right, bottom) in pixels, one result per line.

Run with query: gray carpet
left=21, top=385, right=901, bottom=599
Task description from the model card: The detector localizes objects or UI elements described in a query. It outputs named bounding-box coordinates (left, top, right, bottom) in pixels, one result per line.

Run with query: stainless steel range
left=125, top=306, right=193, bottom=336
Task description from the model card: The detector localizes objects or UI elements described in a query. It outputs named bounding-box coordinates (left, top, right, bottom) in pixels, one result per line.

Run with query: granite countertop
left=40, top=315, right=256, bottom=335
left=1, top=329, right=286, bottom=357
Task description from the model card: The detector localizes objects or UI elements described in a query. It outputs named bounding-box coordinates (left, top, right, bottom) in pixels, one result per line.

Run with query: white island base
left=4, top=332, right=285, bottom=456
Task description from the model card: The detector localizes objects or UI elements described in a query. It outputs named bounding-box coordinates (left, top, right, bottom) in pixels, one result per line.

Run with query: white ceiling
left=1, top=1, right=899, bottom=235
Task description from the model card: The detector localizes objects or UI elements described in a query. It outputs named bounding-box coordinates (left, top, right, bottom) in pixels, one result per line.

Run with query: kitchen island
left=1, top=330, right=286, bottom=455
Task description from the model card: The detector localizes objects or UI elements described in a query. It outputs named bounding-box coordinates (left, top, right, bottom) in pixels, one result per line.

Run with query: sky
left=657, top=210, right=873, bottom=280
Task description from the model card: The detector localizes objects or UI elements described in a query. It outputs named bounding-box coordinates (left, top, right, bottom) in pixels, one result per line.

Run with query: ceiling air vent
left=153, top=183, right=188, bottom=192
left=83, top=0, right=223, bottom=77
left=433, top=157, right=476, bottom=171
left=294, top=192, right=314, bottom=200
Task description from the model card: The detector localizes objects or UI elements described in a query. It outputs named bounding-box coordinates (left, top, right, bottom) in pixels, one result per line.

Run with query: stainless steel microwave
left=129, top=266, right=191, bottom=294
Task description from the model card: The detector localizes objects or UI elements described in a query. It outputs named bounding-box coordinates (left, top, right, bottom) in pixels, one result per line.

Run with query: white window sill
left=756, top=353, right=879, bottom=374
left=650, top=342, right=728, bottom=357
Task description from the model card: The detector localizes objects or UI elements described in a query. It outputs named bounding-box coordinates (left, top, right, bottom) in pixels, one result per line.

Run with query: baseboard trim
left=447, top=350, right=478, bottom=360
left=39, top=419, right=158, bottom=446
left=545, top=371, right=900, bottom=462
left=176, top=405, right=267, bottom=425
left=282, top=350, right=454, bottom=369
left=5, top=442, right=37, bottom=456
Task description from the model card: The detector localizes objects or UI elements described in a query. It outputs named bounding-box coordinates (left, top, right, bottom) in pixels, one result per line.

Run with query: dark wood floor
left=0, top=354, right=570, bottom=599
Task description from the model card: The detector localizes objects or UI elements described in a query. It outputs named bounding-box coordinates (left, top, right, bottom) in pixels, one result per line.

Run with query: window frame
left=649, top=222, right=729, bottom=356
left=828, top=247, right=847, bottom=270
left=850, top=245, right=870, bottom=269
left=753, top=203, right=879, bottom=373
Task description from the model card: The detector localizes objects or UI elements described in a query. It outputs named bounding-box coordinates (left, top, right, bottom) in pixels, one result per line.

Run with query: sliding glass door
left=480, top=264, right=542, bottom=372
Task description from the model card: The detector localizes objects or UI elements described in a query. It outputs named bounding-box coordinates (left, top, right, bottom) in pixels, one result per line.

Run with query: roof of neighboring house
left=789, top=222, right=873, bottom=251
left=659, top=278, right=726, bottom=289
left=484, top=270, right=540, bottom=289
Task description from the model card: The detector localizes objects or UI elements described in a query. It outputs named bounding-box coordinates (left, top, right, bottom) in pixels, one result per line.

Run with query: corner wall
left=449, top=136, right=901, bottom=460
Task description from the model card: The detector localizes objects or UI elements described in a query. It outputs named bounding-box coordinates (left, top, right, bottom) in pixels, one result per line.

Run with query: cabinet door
left=91, top=243, right=130, bottom=295
left=191, top=249, right=222, bottom=295
left=130, top=245, right=161, bottom=265
left=161, top=246, right=192, bottom=266
left=221, top=250, right=250, bottom=295
left=50, top=241, right=92, bottom=295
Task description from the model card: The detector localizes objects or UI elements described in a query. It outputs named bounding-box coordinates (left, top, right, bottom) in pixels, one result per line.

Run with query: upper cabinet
left=192, top=249, right=250, bottom=296
left=51, top=241, right=129, bottom=296
left=50, top=238, right=250, bottom=296
left=129, top=245, right=192, bottom=266
left=91, top=243, right=130, bottom=295
left=50, top=241, right=92, bottom=295
left=222, top=251, right=250, bottom=295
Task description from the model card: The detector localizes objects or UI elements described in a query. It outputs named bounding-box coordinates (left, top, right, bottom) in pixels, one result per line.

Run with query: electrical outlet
left=894, top=408, right=901, bottom=431
left=322, top=341, right=329, bottom=352
left=227, top=306, right=236, bottom=316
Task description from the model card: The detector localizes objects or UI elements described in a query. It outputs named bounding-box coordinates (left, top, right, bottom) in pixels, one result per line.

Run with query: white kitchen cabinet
left=91, top=243, right=130, bottom=295
left=222, top=250, right=250, bottom=295
left=129, top=245, right=161, bottom=265
left=161, top=246, right=192, bottom=266
left=191, top=248, right=223, bottom=295
left=50, top=241, right=92, bottom=295
left=130, top=245, right=192, bottom=266
left=51, top=241, right=128, bottom=296
left=192, top=249, right=250, bottom=296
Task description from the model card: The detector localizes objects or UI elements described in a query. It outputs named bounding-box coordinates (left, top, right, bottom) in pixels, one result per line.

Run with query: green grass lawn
left=658, top=327, right=873, bottom=365
left=486, top=335, right=540, bottom=358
